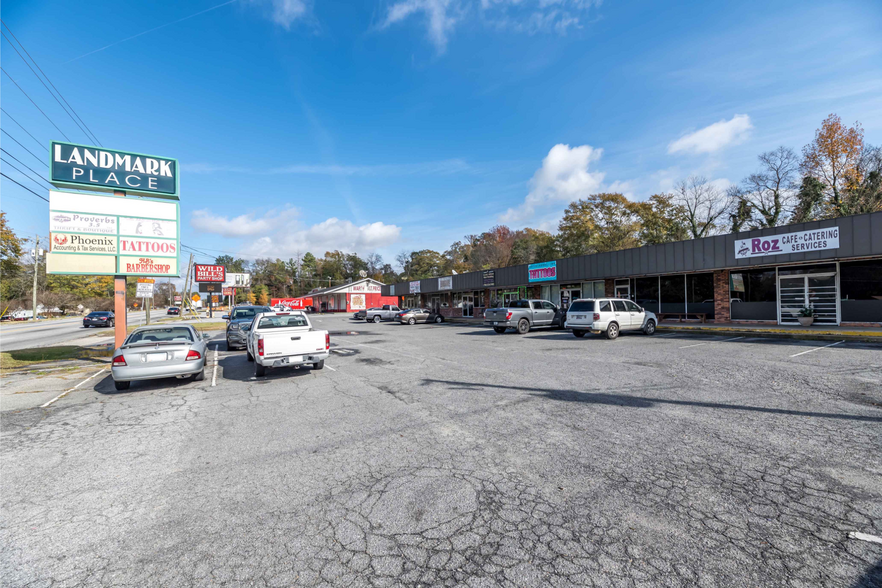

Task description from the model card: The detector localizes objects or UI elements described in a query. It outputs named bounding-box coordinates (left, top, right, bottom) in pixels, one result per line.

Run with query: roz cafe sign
left=51, top=142, right=179, bottom=199
left=735, top=228, right=840, bottom=259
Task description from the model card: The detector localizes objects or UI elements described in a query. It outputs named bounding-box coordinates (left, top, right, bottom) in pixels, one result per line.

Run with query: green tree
left=630, top=194, right=691, bottom=245
left=791, top=176, right=828, bottom=223
left=408, top=249, right=445, bottom=279
left=510, top=229, right=558, bottom=265
left=0, top=212, right=25, bottom=304
left=214, top=255, right=247, bottom=273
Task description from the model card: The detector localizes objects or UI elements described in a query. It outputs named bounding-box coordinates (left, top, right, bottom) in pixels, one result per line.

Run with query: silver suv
left=565, top=298, right=657, bottom=339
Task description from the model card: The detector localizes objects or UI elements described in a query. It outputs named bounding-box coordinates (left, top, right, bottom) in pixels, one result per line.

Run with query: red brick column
left=713, top=270, right=730, bottom=323
left=605, top=279, right=615, bottom=297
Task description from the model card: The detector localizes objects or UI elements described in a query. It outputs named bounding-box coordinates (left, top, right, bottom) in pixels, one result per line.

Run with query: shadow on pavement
left=853, top=558, right=882, bottom=588
left=218, top=353, right=316, bottom=382
left=421, top=378, right=882, bottom=423
left=94, top=373, right=200, bottom=395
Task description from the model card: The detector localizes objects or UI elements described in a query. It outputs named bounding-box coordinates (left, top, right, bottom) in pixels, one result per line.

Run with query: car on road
left=110, top=325, right=207, bottom=391
left=398, top=308, right=444, bottom=325
left=352, top=308, right=379, bottom=320
left=222, top=305, right=272, bottom=350
left=83, top=311, right=115, bottom=328
left=565, top=298, right=657, bottom=339
left=167, top=307, right=180, bottom=315
left=246, top=311, right=329, bottom=377
left=484, top=299, right=564, bottom=334
left=366, top=305, right=401, bottom=323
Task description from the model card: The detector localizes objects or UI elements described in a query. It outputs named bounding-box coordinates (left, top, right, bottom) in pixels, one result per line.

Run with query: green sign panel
left=50, top=141, right=179, bottom=200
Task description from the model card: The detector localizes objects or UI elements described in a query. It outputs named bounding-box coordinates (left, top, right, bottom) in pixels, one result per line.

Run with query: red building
left=308, top=278, right=398, bottom=313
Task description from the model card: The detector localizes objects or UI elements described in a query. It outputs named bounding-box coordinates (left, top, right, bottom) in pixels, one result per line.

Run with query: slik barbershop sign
left=735, top=227, right=840, bottom=259
left=51, top=141, right=179, bottom=199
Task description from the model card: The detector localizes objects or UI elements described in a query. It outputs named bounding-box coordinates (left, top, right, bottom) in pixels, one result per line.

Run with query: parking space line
left=790, top=340, right=844, bottom=358
left=40, top=368, right=107, bottom=408
left=679, top=336, right=744, bottom=349
left=679, top=342, right=707, bottom=349
left=848, top=531, right=882, bottom=545
left=211, top=348, right=219, bottom=386
left=324, top=364, right=337, bottom=371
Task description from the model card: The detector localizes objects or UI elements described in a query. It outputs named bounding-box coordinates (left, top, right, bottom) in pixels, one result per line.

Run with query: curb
left=656, top=326, right=882, bottom=343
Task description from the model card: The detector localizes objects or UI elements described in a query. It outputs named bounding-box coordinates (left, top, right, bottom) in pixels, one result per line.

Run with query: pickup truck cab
left=245, top=311, right=330, bottom=377
left=366, top=305, right=401, bottom=323
left=565, top=298, right=657, bottom=339
left=484, top=299, right=564, bottom=334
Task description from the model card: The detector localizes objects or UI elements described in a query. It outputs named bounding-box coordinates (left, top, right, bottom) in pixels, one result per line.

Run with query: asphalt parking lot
left=2, top=315, right=881, bottom=587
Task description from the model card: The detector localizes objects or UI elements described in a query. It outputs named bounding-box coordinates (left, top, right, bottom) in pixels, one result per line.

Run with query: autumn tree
left=841, top=144, right=882, bottom=215
left=509, top=229, right=558, bottom=265
left=0, top=212, right=25, bottom=303
left=800, top=114, right=864, bottom=217
left=629, top=194, right=690, bottom=246
left=467, top=226, right=518, bottom=270
left=673, top=176, right=732, bottom=238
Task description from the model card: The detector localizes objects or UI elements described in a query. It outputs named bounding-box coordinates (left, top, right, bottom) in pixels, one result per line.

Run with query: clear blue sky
left=2, top=0, right=881, bottom=271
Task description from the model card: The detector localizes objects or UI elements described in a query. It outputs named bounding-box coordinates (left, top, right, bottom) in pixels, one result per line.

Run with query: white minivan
left=565, top=298, right=658, bottom=339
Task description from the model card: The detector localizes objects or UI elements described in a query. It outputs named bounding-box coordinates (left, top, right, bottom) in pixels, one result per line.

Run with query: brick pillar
left=713, top=270, right=730, bottom=323
left=605, top=279, right=615, bottom=297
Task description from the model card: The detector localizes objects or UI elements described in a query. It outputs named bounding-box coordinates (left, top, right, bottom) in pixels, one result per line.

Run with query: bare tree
left=740, top=146, right=798, bottom=228
left=395, top=250, right=412, bottom=281
left=673, top=176, right=732, bottom=239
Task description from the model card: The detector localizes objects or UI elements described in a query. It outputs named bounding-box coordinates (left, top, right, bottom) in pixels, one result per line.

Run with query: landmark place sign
left=50, top=141, right=179, bottom=199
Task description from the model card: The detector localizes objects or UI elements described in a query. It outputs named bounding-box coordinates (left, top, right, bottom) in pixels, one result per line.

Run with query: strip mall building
left=382, top=212, right=882, bottom=327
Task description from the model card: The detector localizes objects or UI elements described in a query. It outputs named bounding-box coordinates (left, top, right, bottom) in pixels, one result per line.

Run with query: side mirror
left=222, top=314, right=230, bottom=320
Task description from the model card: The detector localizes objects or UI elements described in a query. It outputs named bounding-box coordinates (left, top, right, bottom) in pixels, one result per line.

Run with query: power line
left=0, top=172, right=49, bottom=202
left=0, top=107, right=47, bottom=151
left=0, top=128, right=48, bottom=167
left=0, top=30, right=97, bottom=145
left=1, top=156, right=51, bottom=192
left=0, top=148, right=53, bottom=188
left=1, top=21, right=102, bottom=146
left=1, top=67, right=72, bottom=141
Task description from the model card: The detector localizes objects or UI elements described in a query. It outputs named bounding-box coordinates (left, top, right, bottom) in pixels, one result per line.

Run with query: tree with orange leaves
left=799, top=114, right=864, bottom=217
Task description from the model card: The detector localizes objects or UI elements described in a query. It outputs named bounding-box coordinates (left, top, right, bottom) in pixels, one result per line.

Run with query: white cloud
left=667, top=114, right=753, bottom=155
left=500, top=143, right=604, bottom=223
left=243, top=218, right=402, bottom=257
left=191, top=208, right=298, bottom=237
left=381, top=0, right=459, bottom=52
left=250, top=0, right=312, bottom=29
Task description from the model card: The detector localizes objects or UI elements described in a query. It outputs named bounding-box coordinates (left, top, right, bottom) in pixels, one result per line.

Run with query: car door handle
left=290, top=336, right=300, bottom=340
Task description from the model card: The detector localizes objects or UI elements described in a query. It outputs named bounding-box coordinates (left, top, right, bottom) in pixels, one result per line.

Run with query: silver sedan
left=111, top=325, right=208, bottom=391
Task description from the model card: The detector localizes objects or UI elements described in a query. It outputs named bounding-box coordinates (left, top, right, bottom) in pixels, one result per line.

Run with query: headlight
left=229, top=323, right=240, bottom=330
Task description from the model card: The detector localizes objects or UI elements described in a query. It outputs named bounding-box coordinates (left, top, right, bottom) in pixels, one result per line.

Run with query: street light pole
left=31, top=235, right=41, bottom=321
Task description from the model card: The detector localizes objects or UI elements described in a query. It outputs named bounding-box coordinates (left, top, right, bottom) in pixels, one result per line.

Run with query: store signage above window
left=194, top=264, right=226, bottom=282
left=45, top=191, right=179, bottom=277
left=438, top=276, right=452, bottom=290
left=410, top=281, right=421, bottom=294
left=50, top=142, right=178, bottom=199
left=528, top=261, right=557, bottom=282
left=735, top=228, right=839, bottom=259
left=482, top=270, right=495, bottom=287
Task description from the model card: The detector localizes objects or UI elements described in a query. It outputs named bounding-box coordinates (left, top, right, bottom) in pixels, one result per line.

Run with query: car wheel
left=493, top=327, right=506, bottom=334
left=372, top=315, right=381, bottom=323
left=246, top=350, right=254, bottom=362
left=255, top=362, right=266, bottom=377
left=573, top=330, right=586, bottom=338
left=605, top=322, right=619, bottom=340
left=313, top=360, right=324, bottom=370
left=517, top=319, right=530, bottom=335
left=193, top=368, right=206, bottom=381
left=108, top=320, right=114, bottom=327
left=408, top=318, right=416, bottom=325
left=643, top=320, right=656, bottom=335
left=114, top=380, right=130, bottom=391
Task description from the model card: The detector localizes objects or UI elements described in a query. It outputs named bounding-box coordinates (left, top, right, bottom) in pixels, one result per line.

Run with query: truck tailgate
left=261, top=329, right=327, bottom=358
left=484, top=309, right=509, bottom=321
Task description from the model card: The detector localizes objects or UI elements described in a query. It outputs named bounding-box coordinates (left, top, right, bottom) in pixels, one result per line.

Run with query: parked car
left=167, top=307, right=180, bottom=315
left=366, top=305, right=401, bottom=323
left=484, top=299, right=564, bottom=334
left=222, top=305, right=272, bottom=350
left=353, top=308, right=379, bottom=320
left=246, top=311, right=330, bottom=377
left=110, top=325, right=207, bottom=390
left=398, top=308, right=444, bottom=325
left=565, top=298, right=657, bottom=339
left=83, top=311, right=115, bottom=328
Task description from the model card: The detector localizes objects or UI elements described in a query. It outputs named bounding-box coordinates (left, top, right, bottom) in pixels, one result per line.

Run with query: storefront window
left=841, top=259, right=882, bottom=322
left=660, top=275, right=686, bottom=313
left=686, top=273, right=715, bottom=319
left=730, top=269, right=776, bottom=320
left=474, top=291, right=485, bottom=308
left=635, top=277, right=659, bottom=314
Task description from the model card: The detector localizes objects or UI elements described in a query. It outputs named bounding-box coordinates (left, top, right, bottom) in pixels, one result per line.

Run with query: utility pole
left=31, top=235, right=41, bottom=321
left=145, top=294, right=151, bottom=325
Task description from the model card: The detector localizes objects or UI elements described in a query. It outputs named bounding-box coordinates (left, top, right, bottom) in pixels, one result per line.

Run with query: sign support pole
left=113, top=190, right=127, bottom=350
left=146, top=296, right=151, bottom=325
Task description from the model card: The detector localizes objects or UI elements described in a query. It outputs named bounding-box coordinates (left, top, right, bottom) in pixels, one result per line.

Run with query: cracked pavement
left=2, top=315, right=881, bottom=586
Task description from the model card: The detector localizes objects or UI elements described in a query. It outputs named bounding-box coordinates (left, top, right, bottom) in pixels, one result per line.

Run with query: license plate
left=144, top=352, right=168, bottom=362
left=493, top=322, right=499, bottom=325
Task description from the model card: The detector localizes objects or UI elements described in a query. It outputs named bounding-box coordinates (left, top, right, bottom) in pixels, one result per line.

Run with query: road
left=1, top=315, right=880, bottom=586
left=0, top=311, right=150, bottom=351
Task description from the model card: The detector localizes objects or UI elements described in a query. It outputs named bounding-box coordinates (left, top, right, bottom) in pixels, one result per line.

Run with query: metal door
left=778, top=272, right=839, bottom=325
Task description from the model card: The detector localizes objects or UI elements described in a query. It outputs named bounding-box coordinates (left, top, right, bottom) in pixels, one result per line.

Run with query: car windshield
left=569, top=300, right=594, bottom=312
left=258, top=315, right=309, bottom=328
left=508, top=300, right=530, bottom=309
left=127, top=327, right=193, bottom=345
left=231, top=307, right=269, bottom=320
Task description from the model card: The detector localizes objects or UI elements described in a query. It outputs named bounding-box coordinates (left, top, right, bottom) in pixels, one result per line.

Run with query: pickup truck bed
left=247, top=312, right=330, bottom=377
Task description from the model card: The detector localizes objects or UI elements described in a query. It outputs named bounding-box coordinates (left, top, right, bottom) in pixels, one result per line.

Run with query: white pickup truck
left=245, top=311, right=330, bottom=377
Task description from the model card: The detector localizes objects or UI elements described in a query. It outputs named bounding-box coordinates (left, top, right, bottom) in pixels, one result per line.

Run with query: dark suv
left=83, top=311, right=115, bottom=328
left=222, top=306, right=271, bottom=350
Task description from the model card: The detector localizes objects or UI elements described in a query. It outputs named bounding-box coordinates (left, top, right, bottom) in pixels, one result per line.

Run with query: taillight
left=257, top=337, right=264, bottom=356
left=505, top=311, right=512, bottom=320
left=112, top=355, right=127, bottom=366
left=325, top=333, right=330, bottom=350
left=186, top=350, right=202, bottom=361
left=593, top=313, right=600, bottom=321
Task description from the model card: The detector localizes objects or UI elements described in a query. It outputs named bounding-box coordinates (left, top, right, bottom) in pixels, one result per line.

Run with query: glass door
left=614, top=279, right=630, bottom=299
left=462, top=294, right=474, bottom=317
left=778, top=273, right=839, bottom=325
